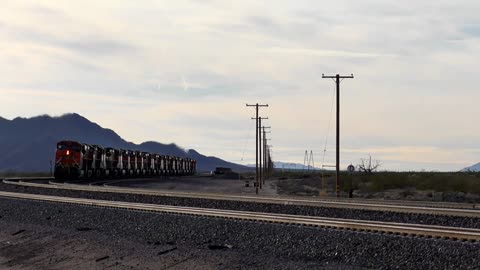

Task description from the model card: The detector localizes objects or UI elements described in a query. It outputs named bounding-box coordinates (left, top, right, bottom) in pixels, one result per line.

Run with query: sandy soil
left=111, top=176, right=279, bottom=196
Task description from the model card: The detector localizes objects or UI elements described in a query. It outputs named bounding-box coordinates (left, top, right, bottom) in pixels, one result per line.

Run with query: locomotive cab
left=54, top=140, right=82, bottom=180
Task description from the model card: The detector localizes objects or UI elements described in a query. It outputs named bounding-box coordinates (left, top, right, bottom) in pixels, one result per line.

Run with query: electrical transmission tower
left=303, top=150, right=315, bottom=172
left=303, top=150, right=308, bottom=172
left=322, top=73, right=354, bottom=197
left=309, top=150, right=315, bottom=172
left=246, top=103, right=268, bottom=194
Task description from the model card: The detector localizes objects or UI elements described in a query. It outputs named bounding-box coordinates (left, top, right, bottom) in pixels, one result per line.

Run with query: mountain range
left=247, top=162, right=321, bottom=171
left=0, top=113, right=249, bottom=173
left=461, top=163, right=480, bottom=172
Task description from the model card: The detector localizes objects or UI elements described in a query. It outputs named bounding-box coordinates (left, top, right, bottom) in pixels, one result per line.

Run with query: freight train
left=54, top=140, right=196, bottom=180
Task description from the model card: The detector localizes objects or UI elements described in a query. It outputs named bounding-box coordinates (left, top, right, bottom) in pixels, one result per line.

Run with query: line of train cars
left=54, top=140, right=196, bottom=180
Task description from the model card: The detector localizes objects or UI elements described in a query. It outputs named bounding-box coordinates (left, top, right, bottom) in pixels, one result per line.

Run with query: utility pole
left=257, top=117, right=268, bottom=189
left=267, top=145, right=274, bottom=177
left=322, top=73, right=354, bottom=197
left=246, top=103, right=268, bottom=194
left=262, top=126, right=271, bottom=184
left=268, top=144, right=272, bottom=177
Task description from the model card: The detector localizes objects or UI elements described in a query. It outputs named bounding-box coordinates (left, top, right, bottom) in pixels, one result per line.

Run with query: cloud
left=3, top=22, right=136, bottom=56
left=262, top=47, right=397, bottom=58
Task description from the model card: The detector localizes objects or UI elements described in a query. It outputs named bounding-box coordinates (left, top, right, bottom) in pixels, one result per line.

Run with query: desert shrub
left=341, top=171, right=480, bottom=194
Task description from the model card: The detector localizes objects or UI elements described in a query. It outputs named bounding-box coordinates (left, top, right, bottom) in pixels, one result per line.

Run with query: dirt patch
left=114, top=176, right=279, bottom=195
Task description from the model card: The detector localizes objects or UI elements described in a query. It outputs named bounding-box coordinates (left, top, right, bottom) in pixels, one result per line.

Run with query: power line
left=322, top=84, right=336, bottom=168
left=241, top=116, right=256, bottom=161
left=262, top=126, right=271, bottom=184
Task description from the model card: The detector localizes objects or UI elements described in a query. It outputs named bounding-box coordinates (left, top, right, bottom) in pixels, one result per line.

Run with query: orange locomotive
left=54, top=140, right=197, bottom=180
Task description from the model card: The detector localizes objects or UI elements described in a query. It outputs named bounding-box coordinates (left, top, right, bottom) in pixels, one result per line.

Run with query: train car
left=133, top=151, right=141, bottom=175
left=105, top=147, right=120, bottom=178
left=184, top=158, right=189, bottom=175
left=178, top=158, right=184, bottom=175
left=173, top=157, right=179, bottom=175
left=160, top=155, right=167, bottom=175
left=191, top=159, right=197, bottom=175
left=188, top=158, right=193, bottom=175
left=120, top=150, right=129, bottom=176
left=140, top=152, right=147, bottom=175
left=91, top=145, right=106, bottom=179
left=54, top=140, right=197, bottom=180
left=152, top=154, right=159, bottom=175
left=181, top=158, right=187, bottom=175
left=143, top=152, right=152, bottom=175
left=83, top=144, right=94, bottom=178
left=128, top=151, right=135, bottom=176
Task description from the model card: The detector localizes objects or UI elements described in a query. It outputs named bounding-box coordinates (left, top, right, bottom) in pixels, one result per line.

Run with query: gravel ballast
left=0, top=181, right=479, bottom=229
left=0, top=197, right=478, bottom=269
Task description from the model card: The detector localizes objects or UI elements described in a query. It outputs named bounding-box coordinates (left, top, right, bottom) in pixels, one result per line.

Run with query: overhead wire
left=240, top=115, right=256, bottom=162
left=322, top=84, right=336, bottom=168
left=320, top=84, right=336, bottom=194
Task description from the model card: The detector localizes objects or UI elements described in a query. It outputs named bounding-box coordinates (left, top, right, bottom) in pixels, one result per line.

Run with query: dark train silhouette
left=54, top=140, right=196, bottom=180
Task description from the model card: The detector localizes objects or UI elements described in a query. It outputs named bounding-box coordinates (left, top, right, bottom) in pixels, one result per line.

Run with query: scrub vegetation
left=274, top=170, right=480, bottom=201
left=342, top=171, right=480, bottom=194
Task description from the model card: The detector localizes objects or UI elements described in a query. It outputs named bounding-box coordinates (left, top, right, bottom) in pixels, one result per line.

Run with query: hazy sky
left=1, top=0, right=479, bottom=171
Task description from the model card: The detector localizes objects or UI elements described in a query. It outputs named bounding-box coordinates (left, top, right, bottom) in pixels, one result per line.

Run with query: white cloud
left=262, top=47, right=397, bottom=58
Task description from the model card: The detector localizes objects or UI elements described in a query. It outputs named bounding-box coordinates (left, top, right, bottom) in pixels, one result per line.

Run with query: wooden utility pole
left=262, top=126, right=271, bottom=184
left=267, top=145, right=274, bottom=177
left=253, top=117, right=268, bottom=189
left=246, top=103, right=268, bottom=194
left=322, top=74, right=354, bottom=197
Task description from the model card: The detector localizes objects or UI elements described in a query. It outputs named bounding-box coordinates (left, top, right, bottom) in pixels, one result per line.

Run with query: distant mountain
left=461, top=163, right=480, bottom=172
left=274, top=161, right=322, bottom=171
left=247, top=161, right=321, bottom=171
left=0, top=113, right=249, bottom=172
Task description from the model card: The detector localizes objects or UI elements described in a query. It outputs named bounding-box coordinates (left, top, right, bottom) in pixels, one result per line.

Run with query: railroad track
left=3, top=178, right=480, bottom=218
left=0, top=190, right=478, bottom=242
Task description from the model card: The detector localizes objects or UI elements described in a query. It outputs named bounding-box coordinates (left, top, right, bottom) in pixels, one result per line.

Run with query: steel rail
left=3, top=179, right=480, bottom=217
left=8, top=177, right=476, bottom=210
left=0, top=190, right=478, bottom=242
left=49, top=179, right=480, bottom=210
